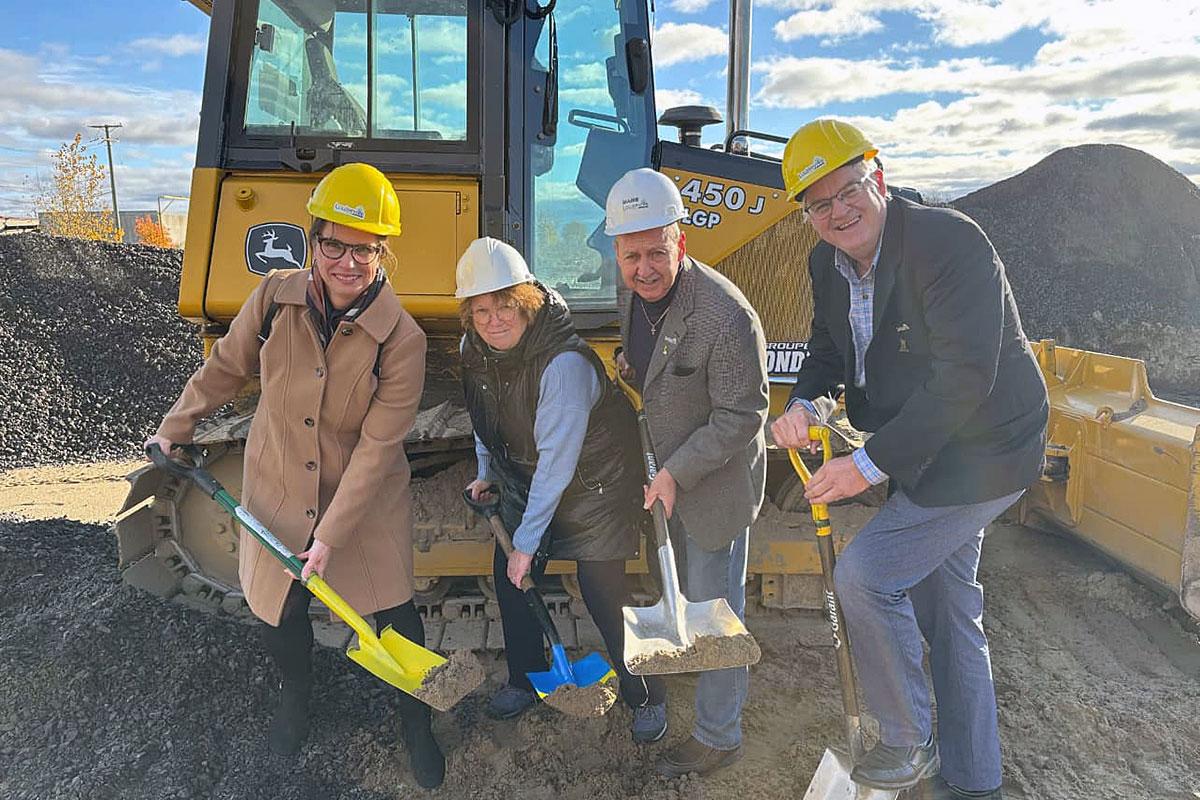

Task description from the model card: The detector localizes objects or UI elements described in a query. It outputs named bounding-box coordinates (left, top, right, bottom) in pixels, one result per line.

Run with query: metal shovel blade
left=347, top=627, right=484, bottom=713
left=308, top=574, right=482, bottom=712
left=802, top=748, right=900, bottom=800
left=528, top=647, right=615, bottom=697
left=622, top=592, right=761, bottom=675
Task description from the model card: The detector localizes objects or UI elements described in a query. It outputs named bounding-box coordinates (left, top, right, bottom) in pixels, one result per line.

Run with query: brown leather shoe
left=655, top=735, right=743, bottom=778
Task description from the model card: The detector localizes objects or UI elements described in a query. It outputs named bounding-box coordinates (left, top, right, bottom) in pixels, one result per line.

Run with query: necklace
left=639, top=297, right=671, bottom=335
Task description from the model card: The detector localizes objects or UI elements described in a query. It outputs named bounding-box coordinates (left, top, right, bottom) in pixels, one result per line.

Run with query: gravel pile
left=953, top=144, right=1200, bottom=394
left=0, top=516, right=430, bottom=800
left=0, top=234, right=202, bottom=470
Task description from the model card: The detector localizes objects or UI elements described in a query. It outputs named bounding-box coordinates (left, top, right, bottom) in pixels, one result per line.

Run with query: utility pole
left=89, top=123, right=123, bottom=236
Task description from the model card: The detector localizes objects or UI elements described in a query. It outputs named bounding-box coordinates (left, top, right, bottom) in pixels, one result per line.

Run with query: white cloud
left=670, top=0, right=717, bottom=12
left=774, top=6, right=885, bottom=43
left=559, top=87, right=615, bottom=107
left=563, top=62, right=606, bottom=89
left=754, top=55, right=1012, bottom=108
left=422, top=79, right=467, bottom=109
left=655, top=88, right=707, bottom=111
left=651, top=22, right=727, bottom=67
left=129, top=33, right=207, bottom=57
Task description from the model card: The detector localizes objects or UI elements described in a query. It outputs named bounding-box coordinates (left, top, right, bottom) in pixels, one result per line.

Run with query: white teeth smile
left=835, top=217, right=860, bottom=232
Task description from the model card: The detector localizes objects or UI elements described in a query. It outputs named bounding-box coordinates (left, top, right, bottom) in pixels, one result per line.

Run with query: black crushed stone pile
left=0, top=516, right=430, bottom=800
left=0, top=234, right=203, bottom=470
left=953, top=144, right=1200, bottom=394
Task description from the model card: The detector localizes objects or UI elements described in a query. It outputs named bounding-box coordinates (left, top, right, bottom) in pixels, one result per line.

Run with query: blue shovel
left=462, top=489, right=617, bottom=717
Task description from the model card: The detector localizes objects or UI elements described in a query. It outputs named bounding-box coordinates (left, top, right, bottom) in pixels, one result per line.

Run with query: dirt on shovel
left=628, top=632, right=761, bottom=675
left=409, top=649, right=485, bottom=711
left=542, top=680, right=618, bottom=718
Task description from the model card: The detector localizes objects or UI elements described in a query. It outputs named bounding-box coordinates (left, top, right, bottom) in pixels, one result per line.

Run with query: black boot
left=262, top=590, right=315, bottom=757
left=400, top=703, right=445, bottom=789
left=268, top=676, right=311, bottom=756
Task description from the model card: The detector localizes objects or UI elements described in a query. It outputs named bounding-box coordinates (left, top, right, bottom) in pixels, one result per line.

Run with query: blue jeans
left=833, top=488, right=1022, bottom=792
left=670, top=518, right=750, bottom=750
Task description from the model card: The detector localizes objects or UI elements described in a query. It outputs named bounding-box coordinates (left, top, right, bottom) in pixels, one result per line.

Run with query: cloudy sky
left=2, top=0, right=1197, bottom=216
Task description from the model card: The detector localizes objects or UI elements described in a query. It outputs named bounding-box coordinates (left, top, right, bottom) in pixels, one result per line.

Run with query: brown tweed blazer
left=619, top=257, right=768, bottom=550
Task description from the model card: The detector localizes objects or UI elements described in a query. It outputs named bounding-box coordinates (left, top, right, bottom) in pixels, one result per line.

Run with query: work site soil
left=2, top=496, right=1198, bottom=800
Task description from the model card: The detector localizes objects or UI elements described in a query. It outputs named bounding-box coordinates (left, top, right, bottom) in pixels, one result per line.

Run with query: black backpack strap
left=373, top=345, right=383, bottom=379
left=257, top=300, right=280, bottom=346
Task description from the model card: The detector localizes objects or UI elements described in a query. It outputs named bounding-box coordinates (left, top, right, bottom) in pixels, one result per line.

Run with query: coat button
left=306, top=508, right=316, bottom=519
left=340, top=327, right=353, bottom=336
left=315, top=367, right=325, bottom=378
left=304, top=417, right=315, bottom=427
left=305, top=461, right=317, bottom=471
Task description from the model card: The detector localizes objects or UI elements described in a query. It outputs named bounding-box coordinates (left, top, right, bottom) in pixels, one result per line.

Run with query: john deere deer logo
left=255, top=229, right=302, bottom=268
left=245, top=223, right=307, bottom=275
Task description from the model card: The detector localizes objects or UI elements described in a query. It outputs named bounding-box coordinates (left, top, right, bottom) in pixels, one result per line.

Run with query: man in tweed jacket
left=606, top=168, right=769, bottom=778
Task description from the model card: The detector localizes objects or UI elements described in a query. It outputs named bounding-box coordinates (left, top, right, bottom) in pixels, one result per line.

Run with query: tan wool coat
left=157, top=268, right=427, bottom=626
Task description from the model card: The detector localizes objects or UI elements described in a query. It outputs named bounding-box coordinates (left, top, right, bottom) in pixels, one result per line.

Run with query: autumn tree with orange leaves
left=134, top=215, right=175, bottom=248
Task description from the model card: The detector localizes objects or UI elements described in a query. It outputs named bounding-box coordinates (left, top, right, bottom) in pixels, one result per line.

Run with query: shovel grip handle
left=146, top=443, right=224, bottom=498
left=487, top=516, right=537, bottom=593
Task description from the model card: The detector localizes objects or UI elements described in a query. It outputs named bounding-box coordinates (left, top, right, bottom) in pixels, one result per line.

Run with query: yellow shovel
left=790, top=429, right=897, bottom=800
left=146, top=444, right=483, bottom=712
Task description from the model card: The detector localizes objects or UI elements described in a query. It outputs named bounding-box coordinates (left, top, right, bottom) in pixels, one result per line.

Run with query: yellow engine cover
left=180, top=169, right=479, bottom=324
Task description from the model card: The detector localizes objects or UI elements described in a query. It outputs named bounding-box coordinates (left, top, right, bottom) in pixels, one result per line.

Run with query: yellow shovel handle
left=787, top=426, right=833, bottom=536
left=304, top=574, right=377, bottom=644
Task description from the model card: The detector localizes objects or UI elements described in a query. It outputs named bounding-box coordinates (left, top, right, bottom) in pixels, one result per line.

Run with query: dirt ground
left=1, top=463, right=1198, bottom=800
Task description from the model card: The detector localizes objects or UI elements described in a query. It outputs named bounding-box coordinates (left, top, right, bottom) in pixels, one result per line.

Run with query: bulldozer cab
left=186, top=0, right=657, bottom=326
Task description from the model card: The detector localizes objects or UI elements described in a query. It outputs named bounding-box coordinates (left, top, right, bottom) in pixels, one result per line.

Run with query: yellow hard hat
left=781, top=119, right=879, bottom=201
left=306, top=162, right=402, bottom=236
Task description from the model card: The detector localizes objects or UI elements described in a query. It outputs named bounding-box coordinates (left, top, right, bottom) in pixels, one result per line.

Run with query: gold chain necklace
left=639, top=297, right=671, bottom=335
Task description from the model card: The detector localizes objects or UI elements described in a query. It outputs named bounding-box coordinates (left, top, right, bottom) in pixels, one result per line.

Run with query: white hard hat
left=604, top=168, right=687, bottom=236
left=454, top=236, right=534, bottom=299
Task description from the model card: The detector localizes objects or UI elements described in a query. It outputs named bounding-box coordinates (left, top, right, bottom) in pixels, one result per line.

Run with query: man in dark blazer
left=772, top=120, right=1048, bottom=799
left=606, top=168, right=769, bottom=779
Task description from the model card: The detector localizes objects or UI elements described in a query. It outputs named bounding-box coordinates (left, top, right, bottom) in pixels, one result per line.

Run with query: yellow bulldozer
left=115, top=0, right=1200, bottom=650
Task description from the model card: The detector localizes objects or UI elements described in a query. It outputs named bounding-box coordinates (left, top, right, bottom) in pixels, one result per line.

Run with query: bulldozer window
left=529, top=4, right=654, bottom=311
left=244, top=0, right=469, bottom=141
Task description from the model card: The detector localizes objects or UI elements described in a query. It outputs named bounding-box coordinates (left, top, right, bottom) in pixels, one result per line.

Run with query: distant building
left=0, top=216, right=38, bottom=235
left=36, top=210, right=188, bottom=246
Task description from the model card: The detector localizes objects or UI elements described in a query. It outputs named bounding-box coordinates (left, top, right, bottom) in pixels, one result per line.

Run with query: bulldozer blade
left=802, top=748, right=899, bottom=800
left=1181, top=424, right=1200, bottom=619
left=622, top=593, right=761, bottom=675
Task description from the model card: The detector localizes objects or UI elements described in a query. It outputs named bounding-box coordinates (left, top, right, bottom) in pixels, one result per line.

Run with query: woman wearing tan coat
left=145, top=163, right=444, bottom=788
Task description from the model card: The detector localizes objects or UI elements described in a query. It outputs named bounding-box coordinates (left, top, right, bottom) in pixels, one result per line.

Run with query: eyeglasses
left=803, top=175, right=875, bottom=222
left=472, top=303, right=519, bottom=325
left=316, top=235, right=384, bottom=265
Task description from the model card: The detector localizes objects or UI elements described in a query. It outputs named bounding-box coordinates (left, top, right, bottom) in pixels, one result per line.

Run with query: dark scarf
left=305, top=267, right=386, bottom=348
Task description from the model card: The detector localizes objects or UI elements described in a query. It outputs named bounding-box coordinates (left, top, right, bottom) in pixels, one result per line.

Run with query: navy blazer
left=790, top=196, right=1049, bottom=507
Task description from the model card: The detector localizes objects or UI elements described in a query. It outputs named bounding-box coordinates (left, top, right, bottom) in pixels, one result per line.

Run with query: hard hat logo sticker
left=797, top=155, right=827, bottom=182
left=621, top=197, right=650, bottom=211
left=245, top=223, right=308, bottom=275
left=333, top=202, right=367, bottom=220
